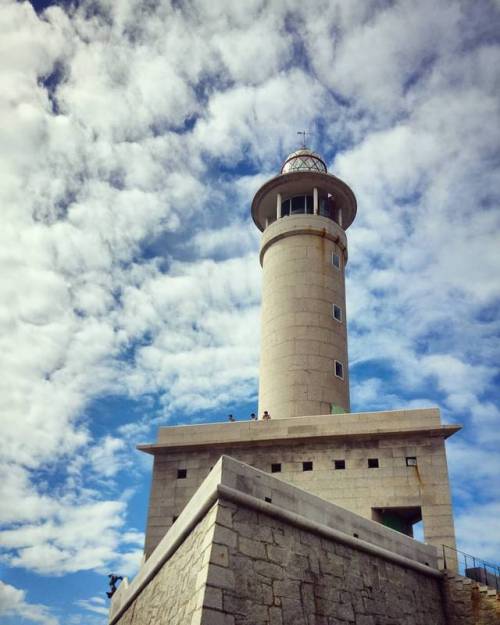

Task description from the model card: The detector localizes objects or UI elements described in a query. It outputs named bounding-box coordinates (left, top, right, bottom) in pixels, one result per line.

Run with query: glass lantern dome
left=281, top=148, right=327, bottom=174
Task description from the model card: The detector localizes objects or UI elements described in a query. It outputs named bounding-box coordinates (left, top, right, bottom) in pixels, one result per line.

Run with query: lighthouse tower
left=251, top=147, right=357, bottom=419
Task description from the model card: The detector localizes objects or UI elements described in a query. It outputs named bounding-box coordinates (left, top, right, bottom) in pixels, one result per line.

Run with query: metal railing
left=442, top=544, right=500, bottom=592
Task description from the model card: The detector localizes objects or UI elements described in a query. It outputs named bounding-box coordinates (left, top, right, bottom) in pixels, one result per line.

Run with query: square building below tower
left=139, top=408, right=460, bottom=563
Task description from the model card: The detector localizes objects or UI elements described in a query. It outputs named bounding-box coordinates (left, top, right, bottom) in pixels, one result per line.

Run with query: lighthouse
left=251, top=147, right=357, bottom=419
left=133, top=144, right=459, bottom=573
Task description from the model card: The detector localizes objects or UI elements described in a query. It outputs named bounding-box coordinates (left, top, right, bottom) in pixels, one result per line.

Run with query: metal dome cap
left=281, top=148, right=327, bottom=174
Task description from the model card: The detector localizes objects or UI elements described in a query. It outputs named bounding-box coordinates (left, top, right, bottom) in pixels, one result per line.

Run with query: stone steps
left=443, top=569, right=500, bottom=623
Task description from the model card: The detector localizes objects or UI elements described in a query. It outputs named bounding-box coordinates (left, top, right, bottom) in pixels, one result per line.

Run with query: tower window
left=333, top=304, right=342, bottom=322
left=177, top=469, right=187, bottom=479
left=291, top=196, right=305, bottom=214
left=302, top=461, right=313, bottom=471
left=281, top=195, right=315, bottom=217
left=368, top=458, right=379, bottom=469
left=271, top=463, right=282, bottom=473
left=334, top=459, right=346, bottom=470
left=406, top=456, right=417, bottom=466
left=332, top=252, right=340, bottom=269
left=334, top=361, right=344, bottom=379
left=320, top=198, right=332, bottom=219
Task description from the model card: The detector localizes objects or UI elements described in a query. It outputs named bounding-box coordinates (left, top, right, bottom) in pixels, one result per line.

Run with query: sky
left=0, top=0, right=499, bottom=622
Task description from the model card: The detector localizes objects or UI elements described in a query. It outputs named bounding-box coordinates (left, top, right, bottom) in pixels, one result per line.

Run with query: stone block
left=273, top=579, right=301, bottom=598
left=281, top=597, right=308, bottom=625
left=209, top=544, right=229, bottom=568
left=269, top=606, right=284, bottom=625
left=255, top=560, right=285, bottom=580
left=205, top=564, right=235, bottom=591
left=266, top=544, right=289, bottom=565
left=213, top=525, right=237, bottom=549
left=201, top=586, right=223, bottom=611
left=238, top=536, right=267, bottom=560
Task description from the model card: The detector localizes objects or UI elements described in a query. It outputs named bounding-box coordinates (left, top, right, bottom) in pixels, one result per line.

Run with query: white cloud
left=191, top=222, right=259, bottom=260
left=86, top=436, right=128, bottom=479
left=0, top=495, right=143, bottom=576
left=122, top=254, right=262, bottom=412
left=326, top=0, right=462, bottom=112
left=75, top=595, right=108, bottom=616
left=455, top=502, right=500, bottom=564
left=447, top=441, right=500, bottom=505
left=0, top=581, right=58, bottom=625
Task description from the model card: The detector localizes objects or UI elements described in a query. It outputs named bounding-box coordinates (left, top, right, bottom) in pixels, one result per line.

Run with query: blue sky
left=1, top=0, right=499, bottom=622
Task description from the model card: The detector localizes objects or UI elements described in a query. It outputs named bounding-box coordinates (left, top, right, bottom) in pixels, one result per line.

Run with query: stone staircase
left=442, top=569, right=500, bottom=625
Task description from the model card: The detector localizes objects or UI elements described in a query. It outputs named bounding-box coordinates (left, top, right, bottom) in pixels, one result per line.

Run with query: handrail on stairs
left=442, top=544, right=500, bottom=592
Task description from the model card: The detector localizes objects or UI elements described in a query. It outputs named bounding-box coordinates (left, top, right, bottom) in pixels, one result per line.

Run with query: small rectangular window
left=368, top=458, right=379, bottom=469
left=406, top=456, right=417, bottom=466
left=334, top=361, right=344, bottom=379
left=332, top=252, right=340, bottom=269
left=271, top=463, right=282, bottom=473
left=177, top=469, right=187, bottom=479
left=334, top=459, right=346, bottom=470
left=265, top=496, right=272, bottom=503
left=302, top=461, right=313, bottom=471
left=333, top=304, right=342, bottom=322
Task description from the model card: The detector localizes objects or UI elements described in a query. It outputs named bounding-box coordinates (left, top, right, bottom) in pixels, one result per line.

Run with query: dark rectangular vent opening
left=302, top=461, right=313, bottom=471
left=271, top=463, right=281, bottom=473
left=334, top=459, right=346, bottom=470
left=177, top=469, right=187, bottom=479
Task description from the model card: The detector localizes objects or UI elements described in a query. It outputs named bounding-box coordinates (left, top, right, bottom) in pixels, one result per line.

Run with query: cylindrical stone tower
left=252, top=148, right=357, bottom=420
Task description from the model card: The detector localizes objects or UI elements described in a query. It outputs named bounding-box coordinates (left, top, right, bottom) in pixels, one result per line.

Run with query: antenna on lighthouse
left=297, top=130, right=310, bottom=148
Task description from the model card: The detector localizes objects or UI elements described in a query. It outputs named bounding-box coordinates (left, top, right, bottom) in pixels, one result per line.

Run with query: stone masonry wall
left=197, top=498, right=447, bottom=625
left=112, top=502, right=218, bottom=625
